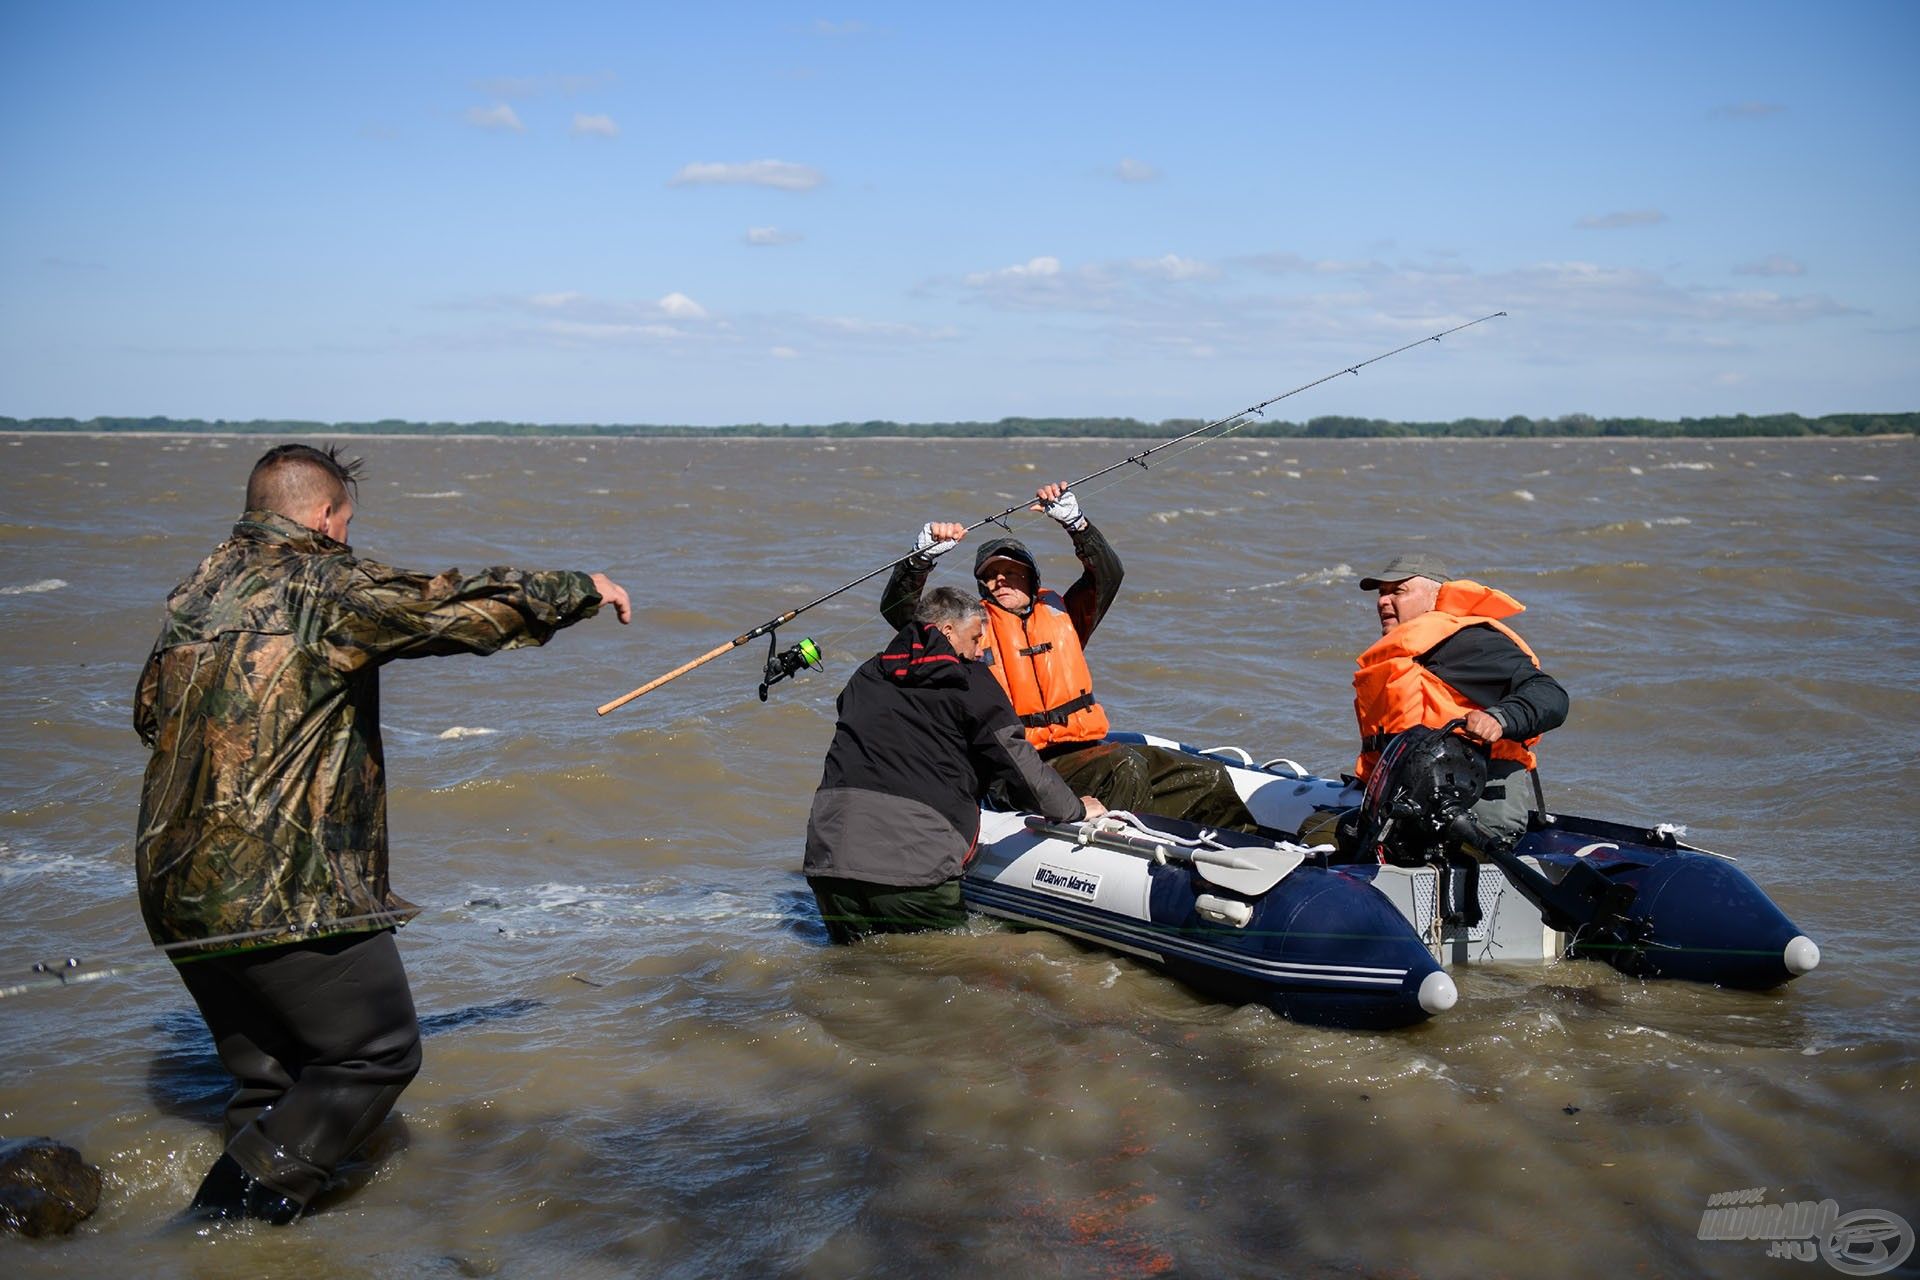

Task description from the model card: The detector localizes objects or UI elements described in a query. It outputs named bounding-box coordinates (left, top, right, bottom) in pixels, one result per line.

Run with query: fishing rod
left=596, top=311, right=1507, bottom=715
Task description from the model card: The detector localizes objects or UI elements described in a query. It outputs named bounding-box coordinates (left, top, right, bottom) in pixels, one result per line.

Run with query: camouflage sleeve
left=133, top=644, right=161, bottom=746
left=320, top=560, right=604, bottom=671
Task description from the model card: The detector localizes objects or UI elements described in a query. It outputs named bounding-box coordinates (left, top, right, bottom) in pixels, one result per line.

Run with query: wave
left=1576, top=517, right=1694, bottom=536
left=0, top=578, right=68, bottom=595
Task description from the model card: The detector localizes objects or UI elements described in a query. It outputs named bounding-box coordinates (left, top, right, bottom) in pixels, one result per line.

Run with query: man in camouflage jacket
left=134, top=443, right=631, bottom=1223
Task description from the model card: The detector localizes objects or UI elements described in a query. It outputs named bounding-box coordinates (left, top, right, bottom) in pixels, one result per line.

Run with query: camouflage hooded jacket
left=134, top=510, right=604, bottom=957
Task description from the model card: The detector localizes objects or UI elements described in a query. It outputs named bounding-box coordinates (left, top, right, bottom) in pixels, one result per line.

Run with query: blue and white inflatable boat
left=963, top=731, right=1820, bottom=1028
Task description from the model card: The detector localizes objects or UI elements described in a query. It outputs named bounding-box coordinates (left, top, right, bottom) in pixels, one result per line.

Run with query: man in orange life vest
left=881, top=482, right=1259, bottom=830
left=1353, top=553, right=1569, bottom=838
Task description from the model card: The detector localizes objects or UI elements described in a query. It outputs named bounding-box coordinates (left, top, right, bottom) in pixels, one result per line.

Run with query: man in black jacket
left=804, top=587, right=1106, bottom=944
left=880, top=482, right=1259, bottom=831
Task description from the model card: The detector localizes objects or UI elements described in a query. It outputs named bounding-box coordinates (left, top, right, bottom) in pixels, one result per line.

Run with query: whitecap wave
left=438, top=726, right=498, bottom=740
left=404, top=490, right=464, bottom=499
left=0, top=578, right=68, bottom=596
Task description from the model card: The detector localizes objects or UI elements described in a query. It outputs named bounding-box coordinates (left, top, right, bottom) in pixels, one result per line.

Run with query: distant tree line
left=2, top=412, right=1913, bottom=439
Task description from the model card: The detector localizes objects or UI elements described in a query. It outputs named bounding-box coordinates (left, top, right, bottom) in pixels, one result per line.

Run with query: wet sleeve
left=969, top=682, right=1086, bottom=821
left=879, top=556, right=934, bottom=630
left=320, top=560, right=604, bottom=670
left=1061, top=521, right=1124, bottom=642
left=1420, top=626, right=1569, bottom=741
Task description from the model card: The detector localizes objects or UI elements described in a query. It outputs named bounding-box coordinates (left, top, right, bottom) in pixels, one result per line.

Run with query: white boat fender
left=1194, top=894, right=1254, bottom=928
left=1418, top=970, right=1459, bottom=1015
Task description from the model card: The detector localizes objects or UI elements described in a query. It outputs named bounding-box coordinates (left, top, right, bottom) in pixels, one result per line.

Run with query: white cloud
left=544, top=320, right=688, bottom=341
left=479, top=291, right=724, bottom=345
left=771, top=346, right=799, bottom=359
left=939, top=242, right=1861, bottom=373
left=465, top=104, right=525, bottom=133
left=1575, top=209, right=1667, bottom=230
left=668, top=160, right=824, bottom=191
left=965, top=256, right=1062, bottom=286
left=745, top=226, right=803, bottom=246
left=813, top=19, right=868, bottom=36
left=1130, top=253, right=1216, bottom=281
left=1236, top=251, right=1391, bottom=277
left=1733, top=253, right=1805, bottom=278
left=958, top=256, right=1127, bottom=313
left=571, top=113, right=619, bottom=138
left=1114, top=157, right=1159, bottom=183
left=658, top=292, right=708, bottom=319
left=808, top=316, right=957, bottom=341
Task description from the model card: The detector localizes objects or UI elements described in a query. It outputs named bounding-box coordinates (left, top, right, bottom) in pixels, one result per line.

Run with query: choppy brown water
left=2, top=432, right=1916, bottom=1278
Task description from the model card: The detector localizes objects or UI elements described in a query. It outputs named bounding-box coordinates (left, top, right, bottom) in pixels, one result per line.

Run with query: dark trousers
left=1046, top=741, right=1260, bottom=831
left=808, top=875, right=967, bottom=945
left=175, top=928, right=422, bottom=1205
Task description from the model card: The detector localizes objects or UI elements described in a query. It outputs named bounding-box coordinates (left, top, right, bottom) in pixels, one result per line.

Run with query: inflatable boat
left=962, top=728, right=1820, bottom=1028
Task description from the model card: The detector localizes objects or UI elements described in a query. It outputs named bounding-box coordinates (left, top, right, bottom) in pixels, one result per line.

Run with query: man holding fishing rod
left=880, top=482, right=1259, bottom=831
left=805, top=586, right=1106, bottom=942
left=133, top=442, right=631, bottom=1224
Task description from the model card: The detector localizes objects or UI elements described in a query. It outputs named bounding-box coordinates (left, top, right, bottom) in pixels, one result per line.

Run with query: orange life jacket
left=1352, top=579, right=1542, bottom=780
left=981, top=591, right=1109, bottom=750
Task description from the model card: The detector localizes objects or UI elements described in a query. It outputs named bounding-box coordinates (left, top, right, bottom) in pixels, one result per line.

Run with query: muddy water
left=1, top=432, right=1915, bottom=1278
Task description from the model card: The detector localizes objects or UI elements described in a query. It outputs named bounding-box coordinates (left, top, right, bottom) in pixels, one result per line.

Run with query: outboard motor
left=1354, top=722, right=1488, bottom=867
left=1356, top=722, right=1648, bottom=947
left=1348, top=722, right=1492, bottom=928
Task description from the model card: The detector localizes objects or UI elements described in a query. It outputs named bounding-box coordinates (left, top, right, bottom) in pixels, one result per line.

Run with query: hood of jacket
left=879, top=621, right=970, bottom=689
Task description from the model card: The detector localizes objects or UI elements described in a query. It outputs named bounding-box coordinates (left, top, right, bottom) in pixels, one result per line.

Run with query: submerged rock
left=0, top=1138, right=102, bottom=1237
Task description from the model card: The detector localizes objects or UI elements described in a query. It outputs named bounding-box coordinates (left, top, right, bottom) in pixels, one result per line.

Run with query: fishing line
left=0, top=908, right=433, bottom=1001
left=598, top=312, right=1507, bottom=714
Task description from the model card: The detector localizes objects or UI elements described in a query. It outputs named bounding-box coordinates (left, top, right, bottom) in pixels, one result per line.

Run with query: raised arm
left=1031, top=482, right=1122, bottom=642
left=879, top=521, right=965, bottom=629
left=321, top=559, right=624, bottom=670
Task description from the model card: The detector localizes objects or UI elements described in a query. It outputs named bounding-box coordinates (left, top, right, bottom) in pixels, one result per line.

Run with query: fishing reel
left=1354, top=720, right=1489, bottom=867
left=758, top=634, right=822, bottom=702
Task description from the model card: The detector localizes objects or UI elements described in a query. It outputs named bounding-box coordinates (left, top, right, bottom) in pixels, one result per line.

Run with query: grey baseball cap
left=974, top=536, right=1039, bottom=585
left=1358, top=553, right=1454, bottom=592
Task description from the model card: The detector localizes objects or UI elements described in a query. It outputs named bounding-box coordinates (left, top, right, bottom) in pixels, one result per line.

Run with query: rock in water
left=0, top=1138, right=103, bottom=1237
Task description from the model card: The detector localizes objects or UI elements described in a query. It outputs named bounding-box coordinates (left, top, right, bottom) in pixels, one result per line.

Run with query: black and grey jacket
left=804, top=622, right=1086, bottom=888
left=1419, top=626, right=1569, bottom=743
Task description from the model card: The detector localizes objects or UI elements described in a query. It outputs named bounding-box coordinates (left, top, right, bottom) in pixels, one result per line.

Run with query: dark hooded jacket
left=804, top=621, right=1085, bottom=887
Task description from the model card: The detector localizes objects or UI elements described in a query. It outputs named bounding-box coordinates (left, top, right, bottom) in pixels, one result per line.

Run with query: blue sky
left=2, top=2, right=1915, bottom=425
